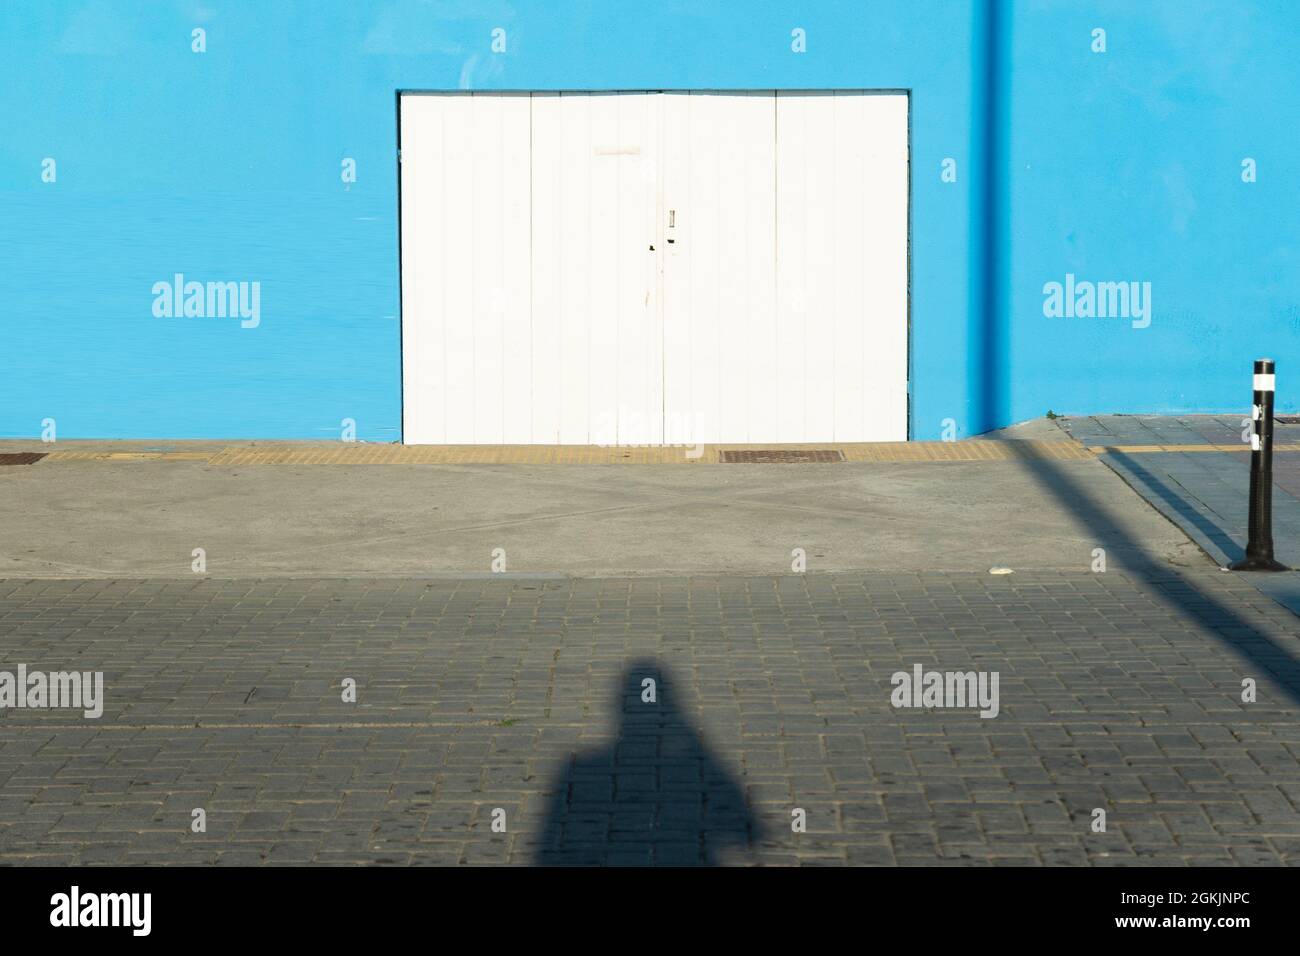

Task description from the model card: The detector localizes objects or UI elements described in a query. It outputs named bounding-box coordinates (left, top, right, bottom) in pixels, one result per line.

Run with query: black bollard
left=1229, top=359, right=1288, bottom=571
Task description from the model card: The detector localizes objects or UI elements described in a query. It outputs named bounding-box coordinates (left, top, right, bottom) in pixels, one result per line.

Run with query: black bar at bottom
left=0, top=865, right=1284, bottom=943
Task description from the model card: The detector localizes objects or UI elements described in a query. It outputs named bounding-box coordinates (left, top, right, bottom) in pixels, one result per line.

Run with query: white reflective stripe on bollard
left=1254, top=373, right=1276, bottom=392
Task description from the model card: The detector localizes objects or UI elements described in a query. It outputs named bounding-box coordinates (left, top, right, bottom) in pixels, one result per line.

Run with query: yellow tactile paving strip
left=840, top=441, right=1094, bottom=462
left=208, top=445, right=705, bottom=465
left=38, top=440, right=1094, bottom=465
left=41, top=451, right=214, bottom=462
left=1094, top=443, right=1300, bottom=454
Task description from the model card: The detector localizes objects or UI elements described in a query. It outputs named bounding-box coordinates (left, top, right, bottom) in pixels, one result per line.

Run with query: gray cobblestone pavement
left=1, top=571, right=1299, bottom=866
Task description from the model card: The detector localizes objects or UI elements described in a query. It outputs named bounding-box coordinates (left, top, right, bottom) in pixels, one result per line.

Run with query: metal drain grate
left=0, top=453, right=47, bottom=466
left=720, top=449, right=845, bottom=463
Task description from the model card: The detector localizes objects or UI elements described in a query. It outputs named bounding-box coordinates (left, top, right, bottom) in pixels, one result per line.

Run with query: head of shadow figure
left=536, top=659, right=760, bottom=866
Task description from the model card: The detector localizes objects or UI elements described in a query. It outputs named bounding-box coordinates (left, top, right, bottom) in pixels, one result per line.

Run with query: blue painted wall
left=1003, top=0, right=1300, bottom=430
left=1, top=1, right=1295, bottom=441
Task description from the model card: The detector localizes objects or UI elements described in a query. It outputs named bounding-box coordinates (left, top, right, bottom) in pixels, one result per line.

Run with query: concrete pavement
left=0, top=440, right=1203, bottom=577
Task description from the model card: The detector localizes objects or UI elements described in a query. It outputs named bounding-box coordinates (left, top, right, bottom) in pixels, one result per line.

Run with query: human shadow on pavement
left=535, top=659, right=761, bottom=866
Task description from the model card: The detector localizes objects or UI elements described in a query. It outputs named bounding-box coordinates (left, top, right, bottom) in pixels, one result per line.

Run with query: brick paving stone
left=0, top=570, right=1297, bottom=865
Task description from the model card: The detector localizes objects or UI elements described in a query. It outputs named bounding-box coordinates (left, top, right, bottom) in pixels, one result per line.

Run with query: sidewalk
left=1060, top=414, right=1300, bottom=615
left=0, top=436, right=1200, bottom=577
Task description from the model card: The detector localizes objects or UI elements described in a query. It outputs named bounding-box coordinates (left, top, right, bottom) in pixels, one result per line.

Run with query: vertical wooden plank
left=775, top=91, right=909, bottom=443
left=690, top=93, right=722, bottom=444
left=614, top=92, right=659, bottom=445
left=860, top=93, right=909, bottom=441
left=587, top=94, right=620, bottom=445
left=500, top=94, right=532, bottom=443
left=661, top=92, right=691, bottom=445
left=650, top=91, right=666, bottom=446
left=644, top=91, right=664, bottom=445
left=441, top=94, right=477, bottom=444
left=398, top=95, right=448, bottom=444
left=472, top=94, right=506, bottom=443
left=801, top=92, right=836, bottom=442
left=833, top=92, right=867, bottom=440
left=745, top=92, right=779, bottom=444
left=662, top=92, right=776, bottom=445
left=714, top=93, right=749, bottom=442
left=530, top=93, right=562, bottom=443
left=775, top=91, right=808, bottom=442
left=558, top=93, right=593, bottom=444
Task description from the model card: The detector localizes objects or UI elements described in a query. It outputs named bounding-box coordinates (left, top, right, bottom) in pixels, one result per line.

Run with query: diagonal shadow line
left=1017, top=454, right=1300, bottom=709
left=1103, top=450, right=1245, bottom=566
left=968, top=3, right=1300, bottom=707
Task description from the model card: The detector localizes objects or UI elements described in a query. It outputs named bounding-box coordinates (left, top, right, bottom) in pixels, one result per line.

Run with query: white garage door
left=399, top=91, right=908, bottom=445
